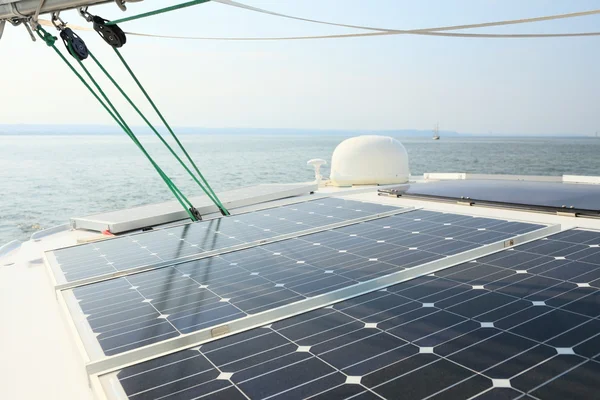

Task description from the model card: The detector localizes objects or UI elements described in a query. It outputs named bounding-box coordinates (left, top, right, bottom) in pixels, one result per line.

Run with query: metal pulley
left=59, top=28, right=88, bottom=60
left=92, top=15, right=126, bottom=48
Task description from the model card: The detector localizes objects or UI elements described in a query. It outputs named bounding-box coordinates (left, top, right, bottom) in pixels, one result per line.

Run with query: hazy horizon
left=0, top=124, right=596, bottom=137
left=2, top=1, right=600, bottom=135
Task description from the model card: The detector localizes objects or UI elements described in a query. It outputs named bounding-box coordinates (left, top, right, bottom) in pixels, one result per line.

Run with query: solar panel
left=71, top=183, right=318, bottom=233
left=102, top=228, right=600, bottom=400
left=380, top=180, right=600, bottom=216
left=47, top=198, right=400, bottom=285
left=64, top=210, right=544, bottom=359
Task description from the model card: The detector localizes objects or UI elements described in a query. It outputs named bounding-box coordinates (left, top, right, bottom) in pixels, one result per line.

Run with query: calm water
left=1, top=135, right=599, bottom=245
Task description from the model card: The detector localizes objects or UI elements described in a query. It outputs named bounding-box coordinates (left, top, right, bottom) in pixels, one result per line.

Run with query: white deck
left=2, top=179, right=600, bottom=400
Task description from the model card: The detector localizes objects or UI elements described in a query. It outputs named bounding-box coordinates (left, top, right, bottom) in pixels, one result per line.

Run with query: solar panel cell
left=386, top=310, right=466, bottom=342
left=530, top=361, right=600, bottom=400
left=70, top=209, right=543, bottom=358
left=484, top=344, right=557, bottom=379
left=102, top=228, right=600, bottom=400
left=510, top=355, right=584, bottom=393
left=369, top=358, right=476, bottom=400
left=51, top=198, right=400, bottom=283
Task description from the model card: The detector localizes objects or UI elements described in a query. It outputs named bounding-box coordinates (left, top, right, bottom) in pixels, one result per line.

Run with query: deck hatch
left=98, top=228, right=600, bottom=400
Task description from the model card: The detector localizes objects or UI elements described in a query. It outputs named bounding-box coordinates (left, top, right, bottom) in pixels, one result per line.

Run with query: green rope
left=106, top=0, right=211, bottom=25
left=69, top=45, right=195, bottom=215
left=86, top=49, right=229, bottom=216
left=66, top=44, right=197, bottom=221
left=37, top=27, right=56, bottom=46
left=36, top=26, right=197, bottom=222
left=112, top=48, right=230, bottom=215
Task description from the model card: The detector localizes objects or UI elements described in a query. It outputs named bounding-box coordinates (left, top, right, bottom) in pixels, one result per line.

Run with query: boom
left=0, top=0, right=140, bottom=21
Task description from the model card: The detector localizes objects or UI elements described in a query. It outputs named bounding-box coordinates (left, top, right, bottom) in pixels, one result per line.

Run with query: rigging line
left=81, top=82, right=194, bottom=220
left=94, top=0, right=600, bottom=34
left=75, top=58, right=198, bottom=220
left=32, top=0, right=46, bottom=27
left=68, top=49, right=191, bottom=212
left=112, top=48, right=229, bottom=215
left=87, top=47, right=229, bottom=216
left=44, top=15, right=224, bottom=216
left=213, top=0, right=600, bottom=34
left=37, top=20, right=600, bottom=40
left=69, top=45, right=198, bottom=221
left=78, top=12, right=228, bottom=214
left=103, top=30, right=600, bottom=40
left=106, top=0, right=211, bottom=25
left=35, top=26, right=197, bottom=222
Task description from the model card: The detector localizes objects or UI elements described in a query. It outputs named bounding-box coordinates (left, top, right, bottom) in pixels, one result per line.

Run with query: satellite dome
left=330, top=135, right=410, bottom=186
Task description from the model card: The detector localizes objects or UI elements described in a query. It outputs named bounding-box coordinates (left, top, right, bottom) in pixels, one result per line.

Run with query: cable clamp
left=78, top=7, right=94, bottom=22
left=189, top=207, right=203, bottom=221
left=51, top=12, right=67, bottom=30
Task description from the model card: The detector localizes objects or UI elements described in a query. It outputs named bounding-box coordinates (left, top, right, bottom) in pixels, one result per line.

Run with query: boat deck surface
left=1, top=179, right=600, bottom=400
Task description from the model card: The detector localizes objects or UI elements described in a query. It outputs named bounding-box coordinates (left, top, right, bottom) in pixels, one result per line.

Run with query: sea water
left=1, top=134, right=599, bottom=244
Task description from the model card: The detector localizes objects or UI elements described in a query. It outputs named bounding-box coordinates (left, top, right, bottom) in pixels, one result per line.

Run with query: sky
left=1, top=0, right=600, bottom=135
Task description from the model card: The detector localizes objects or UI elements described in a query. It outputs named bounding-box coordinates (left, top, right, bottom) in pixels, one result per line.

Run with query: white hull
left=2, top=173, right=600, bottom=400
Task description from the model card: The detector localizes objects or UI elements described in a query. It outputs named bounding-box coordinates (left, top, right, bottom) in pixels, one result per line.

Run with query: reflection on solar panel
left=68, top=210, right=543, bottom=357
left=380, top=179, right=600, bottom=216
left=49, top=198, right=399, bottom=283
left=109, top=229, right=600, bottom=399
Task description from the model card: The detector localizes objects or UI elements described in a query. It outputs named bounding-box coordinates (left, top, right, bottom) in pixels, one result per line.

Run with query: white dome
left=330, top=135, right=410, bottom=186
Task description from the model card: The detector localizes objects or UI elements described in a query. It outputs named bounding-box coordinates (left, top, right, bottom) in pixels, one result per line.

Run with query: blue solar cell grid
left=51, top=198, right=398, bottom=282
left=71, top=209, right=542, bottom=356
left=113, top=229, right=600, bottom=400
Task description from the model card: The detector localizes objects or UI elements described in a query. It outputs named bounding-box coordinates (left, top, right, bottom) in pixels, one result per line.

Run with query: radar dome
left=329, top=135, right=409, bottom=186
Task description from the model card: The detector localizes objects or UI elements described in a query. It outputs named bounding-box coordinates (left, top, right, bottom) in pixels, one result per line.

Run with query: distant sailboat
left=433, top=124, right=440, bottom=140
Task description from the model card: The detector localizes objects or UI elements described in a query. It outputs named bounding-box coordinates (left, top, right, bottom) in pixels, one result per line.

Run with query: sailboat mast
left=433, top=123, right=440, bottom=140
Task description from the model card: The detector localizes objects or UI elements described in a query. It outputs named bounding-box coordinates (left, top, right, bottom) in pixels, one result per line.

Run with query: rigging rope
left=39, top=12, right=230, bottom=217
left=212, top=1, right=600, bottom=35
left=95, top=0, right=600, bottom=36
left=74, top=51, right=197, bottom=218
left=38, top=6, right=600, bottom=41
left=106, top=0, right=211, bottom=25
left=76, top=13, right=229, bottom=215
left=84, top=47, right=229, bottom=215
left=35, top=25, right=199, bottom=222
left=49, top=23, right=600, bottom=40
left=128, top=31, right=600, bottom=40
left=111, top=48, right=229, bottom=215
